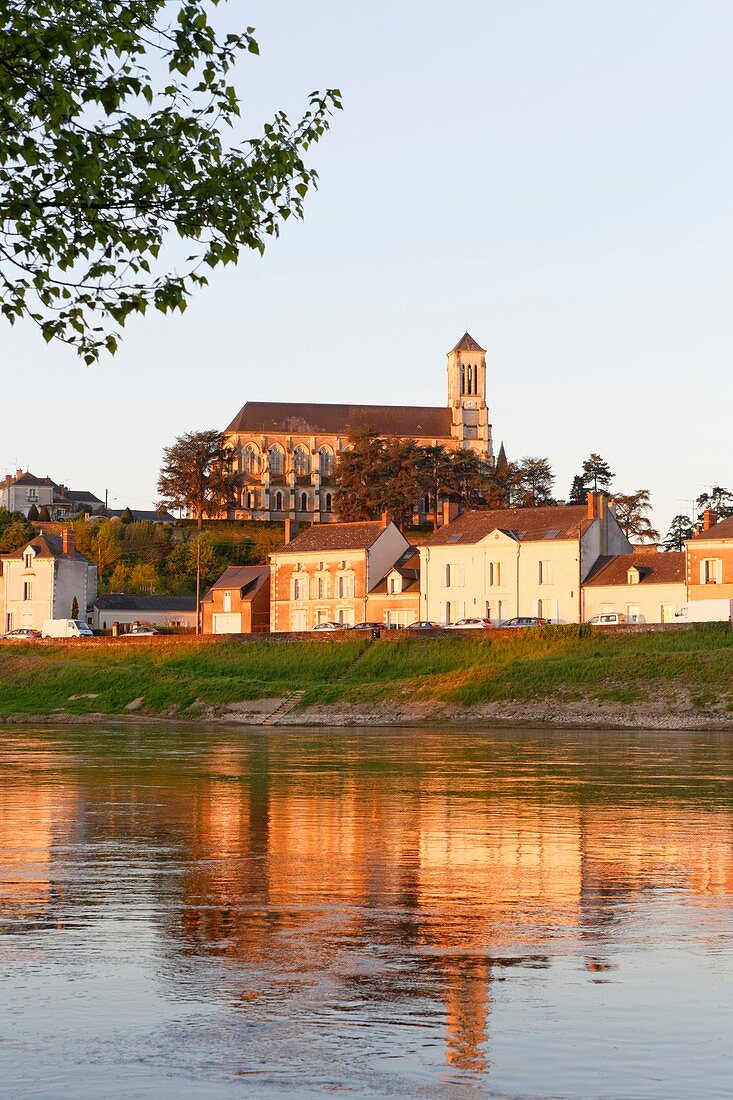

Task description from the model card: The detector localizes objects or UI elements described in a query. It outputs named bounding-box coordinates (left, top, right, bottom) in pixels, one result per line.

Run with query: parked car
left=352, top=622, right=382, bottom=631
left=0, top=627, right=41, bottom=641
left=41, top=618, right=94, bottom=639
left=589, top=612, right=627, bottom=627
left=497, top=616, right=549, bottom=629
left=406, top=620, right=439, bottom=631
left=445, top=618, right=493, bottom=630
left=121, top=626, right=159, bottom=637
left=312, top=622, right=350, bottom=631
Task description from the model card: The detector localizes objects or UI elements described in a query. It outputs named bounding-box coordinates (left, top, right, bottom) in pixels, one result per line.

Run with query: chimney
left=703, top=509, right=718, bottom=531
left=62, top=528, right=75, bottom=557
left=380, top=509, right=392, bottom=529
left=442, top=499, right=460, bottom=526
left=283, top=517, right=299, bottom=545
left=15, top=468, right=23, bottom=479
left=586, top=491, right=599, bottom=520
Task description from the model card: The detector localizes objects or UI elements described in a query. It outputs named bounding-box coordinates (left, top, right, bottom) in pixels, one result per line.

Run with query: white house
left=91, top=594, right=197, bottom=631
left=0, top=530, right=97, bottom=633
left=582, top=549, right=687, bottom=624
left=420, top=493, right=631, bottom=625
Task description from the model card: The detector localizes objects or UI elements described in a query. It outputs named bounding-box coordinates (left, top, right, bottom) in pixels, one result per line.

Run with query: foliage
left=26, top=503, right=39, bottom=520
left=582, top=453, right=614, bottom=493
left=38, top=505, right=50, bottom=521
left=613, top=490, right=660, bottom=543
left=93, top=520, right=122, bottom=580
left=70, top=596, right=79, bottom=620
left=0, top=511, right=36, bottom=552
left=511, top=456, right=555, bottom=507
left=663, top=514, right=694, bottom=552
left=158, top=429, right=234, bottom=526
left=334, top=431, right=386, bottom=521
left=0, top=1, right=341, bottom=360
left=696, top=486, right=733, bottom=522
left=120, top=507, right=134, bottom=524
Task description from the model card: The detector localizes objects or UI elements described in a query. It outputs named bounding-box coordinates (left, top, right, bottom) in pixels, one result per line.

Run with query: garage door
left=212, top=613, right=242, bottom=634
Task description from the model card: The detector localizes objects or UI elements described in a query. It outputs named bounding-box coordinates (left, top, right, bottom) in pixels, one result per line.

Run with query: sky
left=3, top=1, right=732, bottom=532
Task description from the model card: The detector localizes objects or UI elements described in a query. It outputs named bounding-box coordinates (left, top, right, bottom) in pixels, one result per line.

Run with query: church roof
left=226, top=401, right=453, bottom=439
left=450, top=331, right=485, bottom=353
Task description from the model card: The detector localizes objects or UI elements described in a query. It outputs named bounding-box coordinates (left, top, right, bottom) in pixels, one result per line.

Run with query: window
left=701, top=558, right=722, bottom=584
left=317, top=574, right=329, bottom=599
left=337, top=573, right=354, bottom=599
left=223, top=591, right=232, bottom=613
left=243, top=446, right=260, bottom=475
left=300, top=492, right=308, bottom=512
left=23, top=581, right=33, bottom=601
left=488, top=562, right=501, bottom=587
left=337, top=607, right=354, bottom=626
left=273, top=491, right=284, bottom=512
left=538, top=560, right=552, bottom=585
left=23, top=551, right=33, bottom=569
left=316, top=608, right=329, bottom=625
left=319, top=447, right=334, bottom=477
left=627, top=569, right=639, bottom=585
left=27, top=489, right=38, bottom=502
left=324, top=493, right=333, bottom=513
left=626, top=604, right=641, bottom=624
left=269, top=447, right=284, bottom=477
left=294, top=446, right=310, bottom=477
left=388, top=575, right=401, bottom=594
left=444, top=563, right=464, bottom=588
left=486, top=600, right=502, bottom=624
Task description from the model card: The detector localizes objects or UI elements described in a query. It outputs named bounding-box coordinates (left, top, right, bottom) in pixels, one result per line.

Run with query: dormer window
left=23, top=551, right=33, bottom=569
left=388, top=575, right=401, bottom=594
left=627, top=568, right=640, bottom=585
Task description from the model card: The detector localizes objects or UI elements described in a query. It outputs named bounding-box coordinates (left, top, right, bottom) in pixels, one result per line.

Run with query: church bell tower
left=446, top=332, right=493, bottom=461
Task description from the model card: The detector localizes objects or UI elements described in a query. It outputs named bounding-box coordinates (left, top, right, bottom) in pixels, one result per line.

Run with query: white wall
left=367, top=523, right=410, bottom=591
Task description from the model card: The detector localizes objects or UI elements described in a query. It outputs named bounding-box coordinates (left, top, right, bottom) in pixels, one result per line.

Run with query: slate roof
left=692, top=516, right=733, bottom=541
left=275, top=521, right=391, bottom=555
left=94, top=594, right=196, bottom=612
left=584, top=552, right=685, bottom=587
left=1, top=471, right=56, bottom=489
left=450, top=331, right=486, bottom=353
left=428, top=505, right=592, bottom=546
left=226, top=401, right=453, bottom=439
left=203, top=565, right=270, bottom=600
left=56, top=489, right=103, bottom=505
left=369, top=547, right=421, bottom=595
left=5, top=534, right=91, bottom=562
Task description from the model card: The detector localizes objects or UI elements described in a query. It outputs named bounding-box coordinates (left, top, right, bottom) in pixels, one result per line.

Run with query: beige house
left=269, top=518, right=410, bottom=631
left=582, top=550, right=686, bottom=624
left=224, top=332, right=494, bottom=524
left=0, top=531, right=97, bottom=633
left=0, top=469, right=103, bottom=519
left=201, top=565, right=270, bottom=634
left=91, top=594, right=197, bottom=632
left=420, top=494, right=631, bottom=625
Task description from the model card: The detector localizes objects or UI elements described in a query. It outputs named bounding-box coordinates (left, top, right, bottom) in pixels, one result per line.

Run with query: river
left=0, top=724, right=731, bottom=1098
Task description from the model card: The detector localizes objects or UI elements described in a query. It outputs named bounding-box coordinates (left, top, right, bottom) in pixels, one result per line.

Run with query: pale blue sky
left=4, top=1, right=732, bottom=530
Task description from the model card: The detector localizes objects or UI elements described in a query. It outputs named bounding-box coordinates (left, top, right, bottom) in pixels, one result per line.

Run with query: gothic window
left=300, top=492, right=308, bottom=512
left=274, top=490, right=284, bottom=511
left=243, top=445, right=260, bottom=475
left=269, top=446, right=284, bottom=477
left=460, top=365, right=466, bottom=396
left=319, top=447, right=334, bottom=477
left=294, top=445, right=310, bottom=477
left=324, top=492, right=333, bottom=512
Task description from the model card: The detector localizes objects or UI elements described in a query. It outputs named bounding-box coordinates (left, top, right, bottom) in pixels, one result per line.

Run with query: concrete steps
left=260, top=690, right=306, bottom=726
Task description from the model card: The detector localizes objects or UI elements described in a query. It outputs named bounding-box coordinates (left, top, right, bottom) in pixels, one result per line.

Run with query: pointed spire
left=449, top=331, right=486, bottom=354
left=495, top=441, right=508, bottom=474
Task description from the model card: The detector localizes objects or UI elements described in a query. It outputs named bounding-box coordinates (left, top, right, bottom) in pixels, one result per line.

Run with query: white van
left=588, top=612, right=627, bottom=627
left=41, top=619, right=94, bottom=639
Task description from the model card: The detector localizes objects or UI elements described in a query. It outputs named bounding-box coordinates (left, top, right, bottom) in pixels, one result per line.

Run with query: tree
left=0, top=2, right=341, bottom=361
left=581, top=454, right=615, bottom=493
left=663, top=514, right=694, bottom=552
left=0, top=518, right=35, bottom=552
left=38, top=505, right=51, bottom=521
left=26, top=503, right=39, bottom=520
left=567, top=474, right=588, bottom=505
left=70, top=596, right=79, bottom=620
left=94, top=520, right=121, bottom=581
left=512, top=457, right=555, bottom=507
left=120, top=507, right=134, bottom=525
left=613, top=490, right=660, bottom=543
left=334, top=431, right=385, bottom=521
left=158, top=429, right=234, bottom=526
left=378, top=438, right=422, bottom=528
left=417, top=445, right=456, bottom=530
left=696, top=486, right=733, bottom=521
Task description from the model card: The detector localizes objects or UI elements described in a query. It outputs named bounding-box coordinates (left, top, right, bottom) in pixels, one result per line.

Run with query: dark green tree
left=567, top=474, right=588, bottom=504
left=158, top=429, right=234, bottom=527
left=70, top=596, right=79, bottom=620
left=696, top=486, right=733, bottom=521
left=663, top=514, right=694, bottom=552
left=26, top=503, right=39, bottom=520
left=0, top=2, right=341, bottom=361
left=334, top=431, right=385, bottom=521
left=0, top=517, right=35, bottom=552
left=417, top=445, right=456, bottom=530
left=119, top=507, right=134, bottom=525
left=378, top=438, right=422, bottom=528
left=581, top=453, right=615, bottom=493
left=38, top=505, right=51, bottom=521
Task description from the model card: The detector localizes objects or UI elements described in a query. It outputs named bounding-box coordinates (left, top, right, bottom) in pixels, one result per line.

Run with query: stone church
left=224, top=332, right=494, bottom=523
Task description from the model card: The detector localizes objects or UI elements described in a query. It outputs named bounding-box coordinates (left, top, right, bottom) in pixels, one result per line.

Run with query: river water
left=0, top=725, right=731, bottom=1099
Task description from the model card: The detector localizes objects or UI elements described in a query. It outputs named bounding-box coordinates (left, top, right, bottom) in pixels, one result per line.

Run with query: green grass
left=0, top=623, right=732, bottom=719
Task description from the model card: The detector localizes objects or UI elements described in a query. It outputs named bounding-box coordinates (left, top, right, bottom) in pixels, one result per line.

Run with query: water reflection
left=0, top=727, right=732, bottom=1098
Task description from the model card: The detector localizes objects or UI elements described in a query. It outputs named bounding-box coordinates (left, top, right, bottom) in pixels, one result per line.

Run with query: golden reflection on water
left=0, top=728, right=732, bottom=1081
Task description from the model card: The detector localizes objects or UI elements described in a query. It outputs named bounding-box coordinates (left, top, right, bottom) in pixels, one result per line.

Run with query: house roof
left=226, top=401, right=453, bottom=439
left=275, top=520, right=392, bottom=555
left=94, top=594, right=196, bottom=612
left=56, top=489, right=103, bottom=505
left=691, top=515, right=733, bottom=541
left=450, top=331, right=486, bottom=353
left=369, top=547, right=421, bottom=595
left=203, top=565, right=270, bottom=601
left=428, top=505, right=592, bottom=546
left=584, top=551, right=685, bottom=587
left=1, top=471, right=56, bottom=490
left=5, top=534, right=91, bottom=563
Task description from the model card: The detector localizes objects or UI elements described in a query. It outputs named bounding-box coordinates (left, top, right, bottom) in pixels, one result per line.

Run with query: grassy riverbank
left=1, top=624, right=732, bottom=726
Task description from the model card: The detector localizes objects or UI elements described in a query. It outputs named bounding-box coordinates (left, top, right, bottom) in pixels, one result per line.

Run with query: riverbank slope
left=1, top=625, right=732, bottom=729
